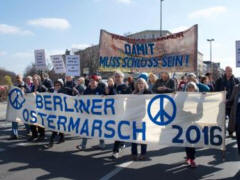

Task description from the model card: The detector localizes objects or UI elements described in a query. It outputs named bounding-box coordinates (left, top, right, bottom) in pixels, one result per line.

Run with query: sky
left=0, top=0, right=240, bottom=76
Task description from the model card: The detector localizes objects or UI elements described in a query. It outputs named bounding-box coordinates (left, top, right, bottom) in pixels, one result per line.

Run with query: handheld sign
left=236, top=41, right=240, bottom=67
left=51, top=55, right=66, bottom=74
left=66, top=55, right=80, bottom=76
left=34, top=49, right=47, bottom=70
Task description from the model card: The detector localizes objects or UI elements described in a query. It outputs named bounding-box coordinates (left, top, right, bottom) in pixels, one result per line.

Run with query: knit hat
left=138, top=73, right=148, bottom=82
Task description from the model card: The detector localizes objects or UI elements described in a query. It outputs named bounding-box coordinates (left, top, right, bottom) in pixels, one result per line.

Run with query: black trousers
left=236, top=104, right=240, bottom=154
left=185, top=147, right=195, bottom=160
left=50, top=132, right=64, bottom=142
left=113, top=141, right=124, bottom=153
left=30, top=125, right=45, bottom=137
left=131, top=143, right=147, bottom=155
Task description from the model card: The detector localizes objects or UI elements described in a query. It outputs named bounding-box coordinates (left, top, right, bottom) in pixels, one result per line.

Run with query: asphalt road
left=0, top=102, right=240, bottom=180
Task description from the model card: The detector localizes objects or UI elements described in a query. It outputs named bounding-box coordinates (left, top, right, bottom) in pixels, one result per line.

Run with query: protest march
left=4, top=24, right=240, bottom=170
left=1, top=2, right=240, bottom=179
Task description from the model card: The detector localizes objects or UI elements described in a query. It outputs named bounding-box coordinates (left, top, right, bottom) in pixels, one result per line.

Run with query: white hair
left=186, top=82, right=199, bottom=92
left=114, top=71, right=124, bottom=78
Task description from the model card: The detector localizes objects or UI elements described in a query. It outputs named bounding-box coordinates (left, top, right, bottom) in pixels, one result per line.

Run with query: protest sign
left=236, top=41, right=240, bottom=67
left=51, top=55, right=66, bottom=74
left=66, top=55, right=80, bottom=76
left=7, top=87, right=225, bottom=150
left=34, top=49, right=47, bottom=70
left=99, top=25, right=198, bottom=73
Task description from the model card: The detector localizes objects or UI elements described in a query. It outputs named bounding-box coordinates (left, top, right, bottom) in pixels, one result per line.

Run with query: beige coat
left=229, top=84, right=240, bottom=132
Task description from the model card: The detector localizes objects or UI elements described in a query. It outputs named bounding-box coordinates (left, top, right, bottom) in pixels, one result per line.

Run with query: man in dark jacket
left=215, top=66, right=239, bottom=136
left=42, top=73, right=54, bottom=93
left=111, top=71, right=131, bottom=159
left=77, top=77, right=105, bottom=150
left=152, top=72, right=176, bottom=94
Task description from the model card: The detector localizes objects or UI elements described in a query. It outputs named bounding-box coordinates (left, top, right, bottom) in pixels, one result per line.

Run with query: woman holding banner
left=28, top=74, right=47, bottom=142
left=77, top=76, right=105, bottom=150
left=131, top=77, right=151, bottom=160
left=111, top=71, right=131, bottom=159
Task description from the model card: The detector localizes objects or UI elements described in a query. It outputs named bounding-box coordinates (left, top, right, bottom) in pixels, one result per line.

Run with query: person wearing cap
left=46, top=79, right=66, bottom=148
left=77, top=76, right=105, bottom=150
left=152, top=72, right=176, bottom=94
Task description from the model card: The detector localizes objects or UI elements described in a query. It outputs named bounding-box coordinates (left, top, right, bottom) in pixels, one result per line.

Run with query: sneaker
left=76, top=145, right=86, bottom=151
left=190, top=159, right=197, bottom=168
left=120, top=144, right=126, bottom=152
left=112, top=152, right=119, bottom=159
left=8, top=135, right=18, bottom=140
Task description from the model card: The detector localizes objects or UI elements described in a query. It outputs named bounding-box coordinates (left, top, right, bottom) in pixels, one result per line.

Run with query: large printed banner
left=99, top=25, right=198, bottom=73
left=7, top=87, right=225, bottom=150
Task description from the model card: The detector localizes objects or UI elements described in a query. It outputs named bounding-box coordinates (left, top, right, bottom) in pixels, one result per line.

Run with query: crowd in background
left=6, top=65, right=240, bottom=168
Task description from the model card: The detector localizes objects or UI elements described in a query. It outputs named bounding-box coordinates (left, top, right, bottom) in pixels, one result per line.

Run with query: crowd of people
left=7, top=65, right=240, bottom=168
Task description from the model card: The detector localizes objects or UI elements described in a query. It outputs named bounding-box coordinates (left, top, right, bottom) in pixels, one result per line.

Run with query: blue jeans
left=11, top=122, right=18, bottom=136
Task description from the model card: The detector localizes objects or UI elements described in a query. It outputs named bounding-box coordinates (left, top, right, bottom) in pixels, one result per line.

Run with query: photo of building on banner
left=6, top=86, right=226, bottom=150
left=34, top=49, right=47, bottom=70
left=99, top=25, right=198, bottom=73
left=66, top=55, right=80, bottom=77
left=50, top=55, right=66, bottom=74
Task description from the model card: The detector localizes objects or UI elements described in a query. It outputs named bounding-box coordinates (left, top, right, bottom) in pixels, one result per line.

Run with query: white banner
left=34, top=49, right=46, bottom=70
left=51, top=55, right=66, bottom=74
left=6, top=87, right=226, bottom=150
left=66, top=55, right=80, bottom=76
left=236, top=41, right=240, bottom=67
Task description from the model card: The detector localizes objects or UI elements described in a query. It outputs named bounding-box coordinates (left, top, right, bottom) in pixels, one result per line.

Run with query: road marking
left=99, top=161, right=133, bottom=180
left=8, top=143, right=30, bottom=148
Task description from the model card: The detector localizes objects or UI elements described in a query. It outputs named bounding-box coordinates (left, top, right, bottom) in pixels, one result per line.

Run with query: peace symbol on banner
left=147, top=94, right=177, bottom=126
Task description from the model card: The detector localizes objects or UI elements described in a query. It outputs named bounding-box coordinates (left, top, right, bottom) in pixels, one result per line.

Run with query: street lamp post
left=160, top=0, right=164, bottom=37
left=207, top=38, right=215, bottom=72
